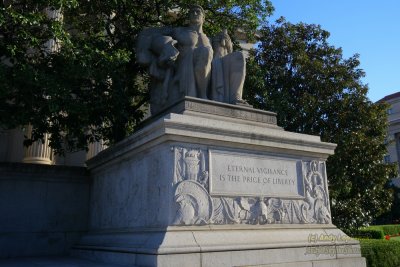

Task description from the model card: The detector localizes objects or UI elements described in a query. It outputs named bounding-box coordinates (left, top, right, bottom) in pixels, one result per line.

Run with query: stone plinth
left=73, top=98, right=366, bottom=267
left=149, top=96, right=278, bottom=125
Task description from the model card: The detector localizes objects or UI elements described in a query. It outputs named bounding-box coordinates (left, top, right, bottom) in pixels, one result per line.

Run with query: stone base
left=76, top=98, right=365, bottom=267
left=73, top=250, right=366, bottom=267
left=141, top=96, right=279, bottom=128
left=73, top=226, right=365, bottom=267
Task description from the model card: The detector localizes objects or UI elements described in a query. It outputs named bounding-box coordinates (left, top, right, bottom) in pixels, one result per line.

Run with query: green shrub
left=381, top=225, right=400, bottom=236
left=354, top=228, right=384, bottom=239
left=364, top=225, right=400, bottom=236
left=360, top=239, right=400, bottom=267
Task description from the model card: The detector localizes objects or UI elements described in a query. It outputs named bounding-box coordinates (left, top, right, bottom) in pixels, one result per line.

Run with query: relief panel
left=172, top=146, right=331, bottom=226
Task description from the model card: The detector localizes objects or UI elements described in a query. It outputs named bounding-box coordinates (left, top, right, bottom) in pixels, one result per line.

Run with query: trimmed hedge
left=360, top=239, right=400, bottom=267
left=365, top=225, right=400, bottom=236
left=381, top=225, right=400, bottom=236
left=354, top=228, right=384, bottom=239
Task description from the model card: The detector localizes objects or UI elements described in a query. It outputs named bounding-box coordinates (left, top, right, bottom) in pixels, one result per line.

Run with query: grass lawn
left=390, top=236, right=400, bottom=241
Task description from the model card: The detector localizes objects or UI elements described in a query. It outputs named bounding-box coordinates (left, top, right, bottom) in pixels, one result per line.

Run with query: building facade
left=0, top=127, right=106, bottom=166
left=0, top=8, right=106, bottom=166
left=379, top=92, right=400, bottom=182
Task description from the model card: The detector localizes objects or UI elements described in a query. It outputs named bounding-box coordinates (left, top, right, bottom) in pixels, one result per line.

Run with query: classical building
left=0, top=8, right=105, bottom=166
left=0, top=127, right=106, bottom=166
left=378, top=92, right=400, bottom=183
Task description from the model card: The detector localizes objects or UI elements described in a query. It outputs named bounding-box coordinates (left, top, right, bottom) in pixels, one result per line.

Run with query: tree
left=244, top=17, right=397, bottom=231
left=0, top=0, right=273, bottom=154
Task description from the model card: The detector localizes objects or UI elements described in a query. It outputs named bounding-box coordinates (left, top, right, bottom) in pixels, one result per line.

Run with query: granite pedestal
left=73, top=97, right=366, bottom=267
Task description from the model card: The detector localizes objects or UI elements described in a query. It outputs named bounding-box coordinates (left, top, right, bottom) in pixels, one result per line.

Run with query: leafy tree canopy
left=244, top=17, right=397, bottom=231
left=0, top=0, right=273, bottom=154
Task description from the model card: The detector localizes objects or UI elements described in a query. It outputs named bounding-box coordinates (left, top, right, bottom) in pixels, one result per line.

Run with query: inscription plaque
left=209, top=150, right=304, bottom=198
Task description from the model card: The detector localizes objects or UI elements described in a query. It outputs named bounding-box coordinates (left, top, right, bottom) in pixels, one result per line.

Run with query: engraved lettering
left=227, top=165, right=255, bottom=173
left=242, top=176, right=261, bottom=183
left=210, top=150, right=303, bottom=198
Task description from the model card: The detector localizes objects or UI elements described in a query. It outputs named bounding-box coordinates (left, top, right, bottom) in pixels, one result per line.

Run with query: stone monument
left=136, top=5, right=246, bottom=114
left=73, top=6, right=366, bottom=267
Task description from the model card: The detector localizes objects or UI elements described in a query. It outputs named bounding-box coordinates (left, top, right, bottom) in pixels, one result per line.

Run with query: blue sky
left=269, top=0, right=400, bottom=102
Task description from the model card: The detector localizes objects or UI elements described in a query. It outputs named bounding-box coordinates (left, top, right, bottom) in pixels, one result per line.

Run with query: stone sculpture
left=137, top=5, right=247, bottom=114
left=210, top=29, right=246, bottom=104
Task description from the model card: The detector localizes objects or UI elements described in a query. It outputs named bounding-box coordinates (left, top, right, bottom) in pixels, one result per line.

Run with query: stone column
left=86, top=141, right=107, bottom=161
left=44, top=8, right=63, bottom=52
left=22, top=125, right=53, bottom=165
left=21, top=8, right=62, bottom=165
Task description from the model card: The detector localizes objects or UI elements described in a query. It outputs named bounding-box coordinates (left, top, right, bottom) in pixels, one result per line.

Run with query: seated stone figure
left=211, top=29, right=246, bottom=105
left=137, top=5, right=247, bottom=114
left=137, top=28, right=180, bottom=113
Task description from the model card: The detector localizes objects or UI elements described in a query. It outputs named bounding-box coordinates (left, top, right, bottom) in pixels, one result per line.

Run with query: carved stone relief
left=172, top=146, right=331, bottom=226
left=174, top=146, right=209, bottom=188
left=173, top=180, right=213, bottom=225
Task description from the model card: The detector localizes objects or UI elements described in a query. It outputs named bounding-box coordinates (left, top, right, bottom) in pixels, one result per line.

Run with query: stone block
left=74, top=98, right=365, bottom=267
left=312, top=257, right=367, bottom=267
left=0, top=163, right=90, bottom=258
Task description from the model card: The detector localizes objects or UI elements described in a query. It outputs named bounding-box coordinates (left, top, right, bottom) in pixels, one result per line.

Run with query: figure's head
left=188, top=5, right=205, bottom=26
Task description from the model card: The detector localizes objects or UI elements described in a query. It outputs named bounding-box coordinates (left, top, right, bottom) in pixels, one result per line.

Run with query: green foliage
left=360, top=239, right=400, bottom=267
left=0, top=0, right=273, bottom=154
left=353, top=228, right=385, bottom=240
left=244, top=17, right=397, bottom=231
left=390, top=186, right=400, bottom=222
left=366, top=225, right=400, bottom=236
left=375, top=185, right=400, bottom=224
